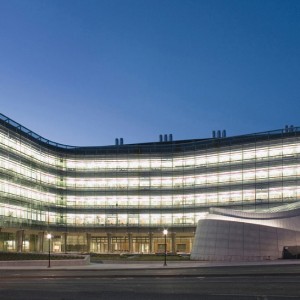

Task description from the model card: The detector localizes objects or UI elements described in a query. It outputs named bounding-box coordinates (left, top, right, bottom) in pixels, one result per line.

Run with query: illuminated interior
left=0, top=113, right=299, bottom=253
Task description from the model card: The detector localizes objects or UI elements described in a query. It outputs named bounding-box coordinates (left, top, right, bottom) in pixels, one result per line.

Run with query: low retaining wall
left=0, top=255, right=90, bottom=267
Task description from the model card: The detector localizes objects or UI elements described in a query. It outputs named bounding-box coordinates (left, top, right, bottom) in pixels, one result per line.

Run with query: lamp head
left=46, top=233, right=52, bottom=239
left=163, top=229, right=168, bottom=235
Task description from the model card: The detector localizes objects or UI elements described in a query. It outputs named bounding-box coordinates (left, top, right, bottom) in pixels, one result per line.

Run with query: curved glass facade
left=0, top=113, right=299, bottom=253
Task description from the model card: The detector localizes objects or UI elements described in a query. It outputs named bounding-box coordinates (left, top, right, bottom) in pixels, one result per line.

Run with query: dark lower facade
left=0, top=229, right=194, bottom=254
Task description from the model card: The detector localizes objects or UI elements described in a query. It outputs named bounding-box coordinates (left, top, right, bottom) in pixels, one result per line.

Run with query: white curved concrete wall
left=191, top=205, right=300, bottom=261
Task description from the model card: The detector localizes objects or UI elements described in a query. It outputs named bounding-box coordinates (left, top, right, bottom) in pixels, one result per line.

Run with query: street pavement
left=1, top=260, right=300, bottom=299
left=1, top=259, right=300, bottom=275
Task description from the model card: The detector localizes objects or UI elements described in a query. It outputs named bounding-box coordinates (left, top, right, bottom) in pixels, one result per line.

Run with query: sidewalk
left=1, top=258, right=300, bottom=270
left=1, top=260, right=300, bottom=279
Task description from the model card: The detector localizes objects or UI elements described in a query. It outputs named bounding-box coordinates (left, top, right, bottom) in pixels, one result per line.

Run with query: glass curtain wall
left=0, top=113, right=300, bottom=252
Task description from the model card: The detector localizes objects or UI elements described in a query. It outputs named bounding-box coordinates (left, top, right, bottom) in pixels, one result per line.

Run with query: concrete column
left=171, top=232, right=176, bottom=254
left=128, top=233, right=133, bottom=253
left=86, top=233, right=91, bottom=252
left=29, top=234, right=36, bottom=252
left=62, top=233, right=67, bottom=253
left=37, top=232, right=44, bottom=252
left=149, top=232, right=153, bottom=254
left=107, top=233, right=112, bottom=253
left=16, top=230, right=24, bottom=252
left=0, top=228, right=3, bottom=251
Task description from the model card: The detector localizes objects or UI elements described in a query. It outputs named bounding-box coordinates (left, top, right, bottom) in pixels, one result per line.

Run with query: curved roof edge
left=210, top=201, right=300, bottom=220
left=0, top=113, right=76, bottom=149
left=1, top=112, right=299, bottom=152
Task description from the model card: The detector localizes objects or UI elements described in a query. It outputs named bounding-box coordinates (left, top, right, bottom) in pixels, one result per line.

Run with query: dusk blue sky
left=1, top=0, right=300, bottom=146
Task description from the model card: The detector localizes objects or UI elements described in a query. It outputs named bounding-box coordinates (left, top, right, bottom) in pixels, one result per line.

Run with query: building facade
left=0, top=113, right=299, bottom=254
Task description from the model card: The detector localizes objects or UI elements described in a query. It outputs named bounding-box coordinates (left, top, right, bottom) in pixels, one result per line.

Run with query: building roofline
left=0, top=112, right=299, bottom=154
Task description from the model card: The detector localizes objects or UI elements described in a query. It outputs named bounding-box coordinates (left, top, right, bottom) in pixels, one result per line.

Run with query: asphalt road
left=1, top=275, right=300, bottom=299
left=1, top=264, right=300, bottom=300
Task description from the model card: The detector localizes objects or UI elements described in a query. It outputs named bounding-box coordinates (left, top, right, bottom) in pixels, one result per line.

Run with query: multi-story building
left=0, top=113, right=299, bottom=254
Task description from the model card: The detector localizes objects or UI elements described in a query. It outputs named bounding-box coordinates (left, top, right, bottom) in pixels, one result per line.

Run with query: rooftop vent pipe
left=159, top=134, right=174, bottom=142
left=213, top=129, right=227, bottom=138
left=222, top=130, right=226, bottom=138
left=116, top=138, right=124, bottom=146
left=285, top=125, right=289, bottom=133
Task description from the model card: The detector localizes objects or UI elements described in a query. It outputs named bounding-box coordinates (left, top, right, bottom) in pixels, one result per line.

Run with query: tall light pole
left=47, top=233, right=52, bottom=268
left=163, top=229, right=168, bottom=266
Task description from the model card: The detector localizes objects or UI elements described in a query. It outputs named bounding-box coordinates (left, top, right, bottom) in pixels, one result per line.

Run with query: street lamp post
left=46, top=233, right=52, bottom=268
left=163, top=229, right=168, bottom=266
